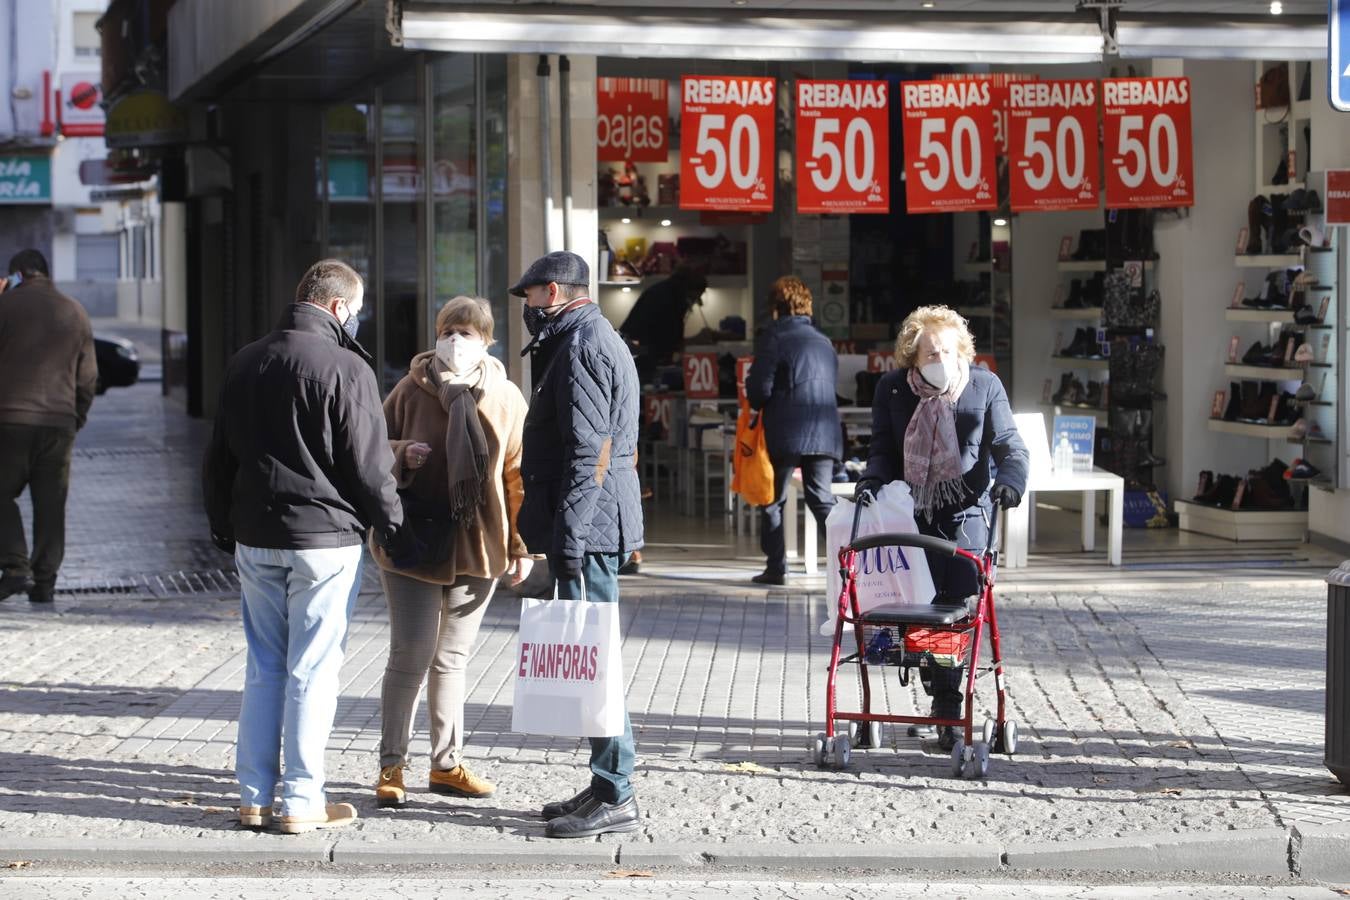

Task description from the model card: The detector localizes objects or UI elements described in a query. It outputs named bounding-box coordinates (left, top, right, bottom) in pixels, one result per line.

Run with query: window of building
left=73, top=12, right=101, bottom=58
left=76, top=233, right=119, bottom=281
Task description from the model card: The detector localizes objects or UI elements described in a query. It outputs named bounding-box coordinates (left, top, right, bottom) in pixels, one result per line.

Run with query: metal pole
left=537, top=54, right=554, bottom=252
left=559, top=54, right=573, bottom=251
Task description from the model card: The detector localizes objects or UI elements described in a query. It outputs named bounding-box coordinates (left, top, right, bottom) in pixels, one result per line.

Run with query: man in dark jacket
left=202, top=259, right=415, bottom=835
left=0, top=249, right=97, bottom=604
left=746, top=276, right=842, bottom=586
left=514, top=250, right=644, bottom=839
left=619, top=265, right=706, bottom=383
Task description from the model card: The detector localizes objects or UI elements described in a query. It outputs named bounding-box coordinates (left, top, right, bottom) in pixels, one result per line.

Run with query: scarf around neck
left=423, top=355, right=490, bottom=526
left=903, top=360, right=971, bottom=517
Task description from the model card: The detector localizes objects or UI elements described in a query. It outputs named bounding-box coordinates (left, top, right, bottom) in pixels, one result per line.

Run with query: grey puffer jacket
left=519, top=302, right=644, bottom=562
left=745, top=315, right=843, bottom=463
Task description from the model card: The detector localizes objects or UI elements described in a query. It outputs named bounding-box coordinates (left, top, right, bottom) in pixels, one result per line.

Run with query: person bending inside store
left=853, top=305, right=1028, bottom=751
left=745, top=276, right=842, bottom=586
left=619, top=265, right=707, bottom=384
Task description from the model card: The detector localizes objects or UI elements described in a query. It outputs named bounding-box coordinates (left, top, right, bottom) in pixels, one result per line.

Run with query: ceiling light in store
left=921, top=1, right=936, bottom=7
left=622, top=286, right=632, bottom=293
left=731, top=0, right=748, bottom=5
left=993, top=217, right=1008, bottom=226
left=621, top=217, right=631, bottom=224
left=660, top=219, right=672, bottom=227
left=1270, top=1, right=1282, bottom=13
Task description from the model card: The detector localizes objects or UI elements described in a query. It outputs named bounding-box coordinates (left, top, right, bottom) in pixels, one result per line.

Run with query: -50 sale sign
left=1008, top=79, right=1099, bottom=212
left=680, top=76, right=775, bottom=212
left=795, top=80, right=889, bottom=214
left=900, top=79, right=997, bottom=213
left=1101, top=77, right=1195, bottom=209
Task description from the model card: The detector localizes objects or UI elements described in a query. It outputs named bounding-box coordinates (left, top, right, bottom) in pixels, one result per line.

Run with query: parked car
left=94, top=335, right=140, bottom=394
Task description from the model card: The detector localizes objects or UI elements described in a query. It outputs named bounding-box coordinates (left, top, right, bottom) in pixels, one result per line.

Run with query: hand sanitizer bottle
left=1054, top=433, right=1074, bottom=472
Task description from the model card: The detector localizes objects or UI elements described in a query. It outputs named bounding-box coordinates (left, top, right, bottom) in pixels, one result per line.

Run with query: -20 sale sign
left=680, top=76, right=775, bottom=212
left=1008, top=79, right=1100, bottom=212
left=795, top=80, right=889, bottom=214
left=1101, top=77, right=1195, bottom=209
left=901, top=80, right=997, bottom=213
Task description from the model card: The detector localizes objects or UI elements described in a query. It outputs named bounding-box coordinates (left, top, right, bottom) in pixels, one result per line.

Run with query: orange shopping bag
left=731, top=409, right=774, bottom=507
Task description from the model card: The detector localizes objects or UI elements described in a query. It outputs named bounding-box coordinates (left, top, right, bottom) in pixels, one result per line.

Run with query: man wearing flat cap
left=513, top=250, right=644, bottom=838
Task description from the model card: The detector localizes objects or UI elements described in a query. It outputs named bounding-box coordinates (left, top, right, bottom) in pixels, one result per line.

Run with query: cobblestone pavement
left=1, top=384, right=1347, bottom=853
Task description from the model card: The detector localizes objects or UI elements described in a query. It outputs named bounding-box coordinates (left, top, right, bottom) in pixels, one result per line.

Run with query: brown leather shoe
left=375, top=765, right=407, bottom=808
left=276, top=802, right=358, bottom=835
left=429, top=764, right=495, bottom=798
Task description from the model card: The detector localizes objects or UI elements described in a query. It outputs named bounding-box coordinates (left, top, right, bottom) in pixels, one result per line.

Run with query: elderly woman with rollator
left=854, top=305, right=1028, bottom=750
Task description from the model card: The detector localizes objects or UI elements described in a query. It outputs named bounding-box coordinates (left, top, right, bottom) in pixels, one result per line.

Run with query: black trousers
left=0, top=424, right=75, bottom=590
left=919, top=505, right=992, bottom=719
left=760, top=454, right=837, bottom=576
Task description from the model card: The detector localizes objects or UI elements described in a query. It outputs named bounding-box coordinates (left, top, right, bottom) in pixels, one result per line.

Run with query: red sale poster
left=683, top=352, right=719, bottom=399
left=934, top=73, right=1036, bottom=156
left=1008, top=79, right=1100, bottom=212
left=597, top=77, right=669, bottom=163
left=795, top=79, right=890, bottom=214
left=1101, top=77, right=1195, bottom=209
left=680, top=76, right=775, bottom=212
left=900, top=79, right=998, bottom=214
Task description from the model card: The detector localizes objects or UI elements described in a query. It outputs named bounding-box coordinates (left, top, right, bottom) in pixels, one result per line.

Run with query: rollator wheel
left=834, top=736, right=852, bottom=769
left=837, top=719, right=859, bottom=746
left=982, top=717, right=996, bottom=747
left=997, top=720, right=1020, bottom=756
left=950, top=740, right=967, bottom=778
left=965, top=742, right=991, bottom=780
left=810, top=733, right=827, bottom=766
left=866, top=720, right=883, bottom=750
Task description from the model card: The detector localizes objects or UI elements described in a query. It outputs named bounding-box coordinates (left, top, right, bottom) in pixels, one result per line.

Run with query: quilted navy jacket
left=519, top=302, right=644, bottom=561
left=745, top=315, right=843, bottom=463
left=862, top=366, right=1029, bottom=523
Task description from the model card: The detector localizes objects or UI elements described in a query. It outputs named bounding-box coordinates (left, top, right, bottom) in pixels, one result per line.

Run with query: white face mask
left=920, top=358, right=959, bottom=392
left=436, top=333, right=487, bottom=373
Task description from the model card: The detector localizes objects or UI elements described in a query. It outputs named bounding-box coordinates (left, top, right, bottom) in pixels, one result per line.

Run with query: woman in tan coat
left=371, top=295, right=532, bottom=807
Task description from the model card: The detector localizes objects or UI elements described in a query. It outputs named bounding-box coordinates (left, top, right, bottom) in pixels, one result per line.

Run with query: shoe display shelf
left=1175, top=499, right=1309, bottom=542
left=1252, top=60, right=1313, bottom=197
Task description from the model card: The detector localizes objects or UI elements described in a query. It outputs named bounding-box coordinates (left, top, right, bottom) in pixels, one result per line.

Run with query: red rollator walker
left=811, top=496, right=1018, bottom=779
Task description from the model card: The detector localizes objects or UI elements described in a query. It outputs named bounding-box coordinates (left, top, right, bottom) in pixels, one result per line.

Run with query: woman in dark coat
left=745, top=276, right=843, bottom=586
left=855, top=305, right=1029, bottom=749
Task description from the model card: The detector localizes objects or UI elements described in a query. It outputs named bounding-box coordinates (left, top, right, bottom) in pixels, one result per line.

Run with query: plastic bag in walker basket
left=903, top=627, right=971, bottom=668
left=821, top=482, right=935, bottom=636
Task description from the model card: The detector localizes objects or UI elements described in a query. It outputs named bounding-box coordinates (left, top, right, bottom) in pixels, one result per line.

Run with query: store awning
left=1115, top=16, right=1325, bottom=61
left=396, top=4, right=1105, bottom=65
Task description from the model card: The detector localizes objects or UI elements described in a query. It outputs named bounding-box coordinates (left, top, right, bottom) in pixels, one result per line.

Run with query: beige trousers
left=379, top=569, right=496, bottom=770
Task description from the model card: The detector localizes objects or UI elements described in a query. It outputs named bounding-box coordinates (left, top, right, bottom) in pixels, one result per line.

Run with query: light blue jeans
left=234, top=543, right=363, bottom=816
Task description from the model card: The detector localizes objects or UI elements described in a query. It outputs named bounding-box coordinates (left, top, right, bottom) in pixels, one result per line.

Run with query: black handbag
left=397, top=492, right=457, bottom=566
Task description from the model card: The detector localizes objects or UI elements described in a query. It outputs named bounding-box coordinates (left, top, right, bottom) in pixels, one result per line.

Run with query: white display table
left=1002, top=467, right=1124, bottom=568
left=785, top=465, right=1124, bottom=574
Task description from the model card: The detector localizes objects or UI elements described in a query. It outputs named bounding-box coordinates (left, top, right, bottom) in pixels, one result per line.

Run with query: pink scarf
left=904, top=361, right=970, bottom=516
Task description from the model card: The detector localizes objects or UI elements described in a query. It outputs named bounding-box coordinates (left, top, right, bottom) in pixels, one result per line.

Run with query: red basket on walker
left=811, top=495, right=1018, bottom=780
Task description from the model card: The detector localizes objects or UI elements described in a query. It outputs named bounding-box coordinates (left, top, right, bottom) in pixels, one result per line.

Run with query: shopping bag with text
left=821, top=481, right=935, bottom=635
left=512, top=594, right=625, bottom=738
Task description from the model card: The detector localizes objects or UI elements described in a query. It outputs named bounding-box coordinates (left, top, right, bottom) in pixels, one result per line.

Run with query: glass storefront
left=319, top=54, right=507, bottom=392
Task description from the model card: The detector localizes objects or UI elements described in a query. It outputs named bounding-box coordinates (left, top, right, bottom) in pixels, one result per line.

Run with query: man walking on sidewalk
left=514, top=251, right=645, bottom=838
left=0, top=249, right=97, bottom=605
left=203, top=259, right=419, bottom=834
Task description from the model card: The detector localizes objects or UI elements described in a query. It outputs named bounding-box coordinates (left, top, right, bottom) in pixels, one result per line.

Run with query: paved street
left=1, top=381, right=1349, bottom=881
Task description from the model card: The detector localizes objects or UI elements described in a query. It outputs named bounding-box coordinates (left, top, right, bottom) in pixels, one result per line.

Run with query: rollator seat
left=859, top=602, right=971, bottom=627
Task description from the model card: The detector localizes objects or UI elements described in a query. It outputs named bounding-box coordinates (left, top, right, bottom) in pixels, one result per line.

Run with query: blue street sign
left=1333, top=0, right=1350, bottom=111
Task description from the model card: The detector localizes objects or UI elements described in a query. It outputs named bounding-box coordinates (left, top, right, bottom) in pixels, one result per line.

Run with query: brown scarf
left=433, top=369, right=489, bottom=526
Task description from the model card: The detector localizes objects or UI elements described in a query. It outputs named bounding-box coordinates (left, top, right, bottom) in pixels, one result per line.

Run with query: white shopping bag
left=511, top=582, right=625, bottom=738
left=821, top=481, right=936, bottom=636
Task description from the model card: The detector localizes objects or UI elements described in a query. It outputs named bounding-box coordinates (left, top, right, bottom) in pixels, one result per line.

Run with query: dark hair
left=768, top=275, right=812, bottom=317
left=557, top=283, right=590, bottom=300
left=295, top=258, right=363, bottom=306
left=7, top=249, right=49, bottom=278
